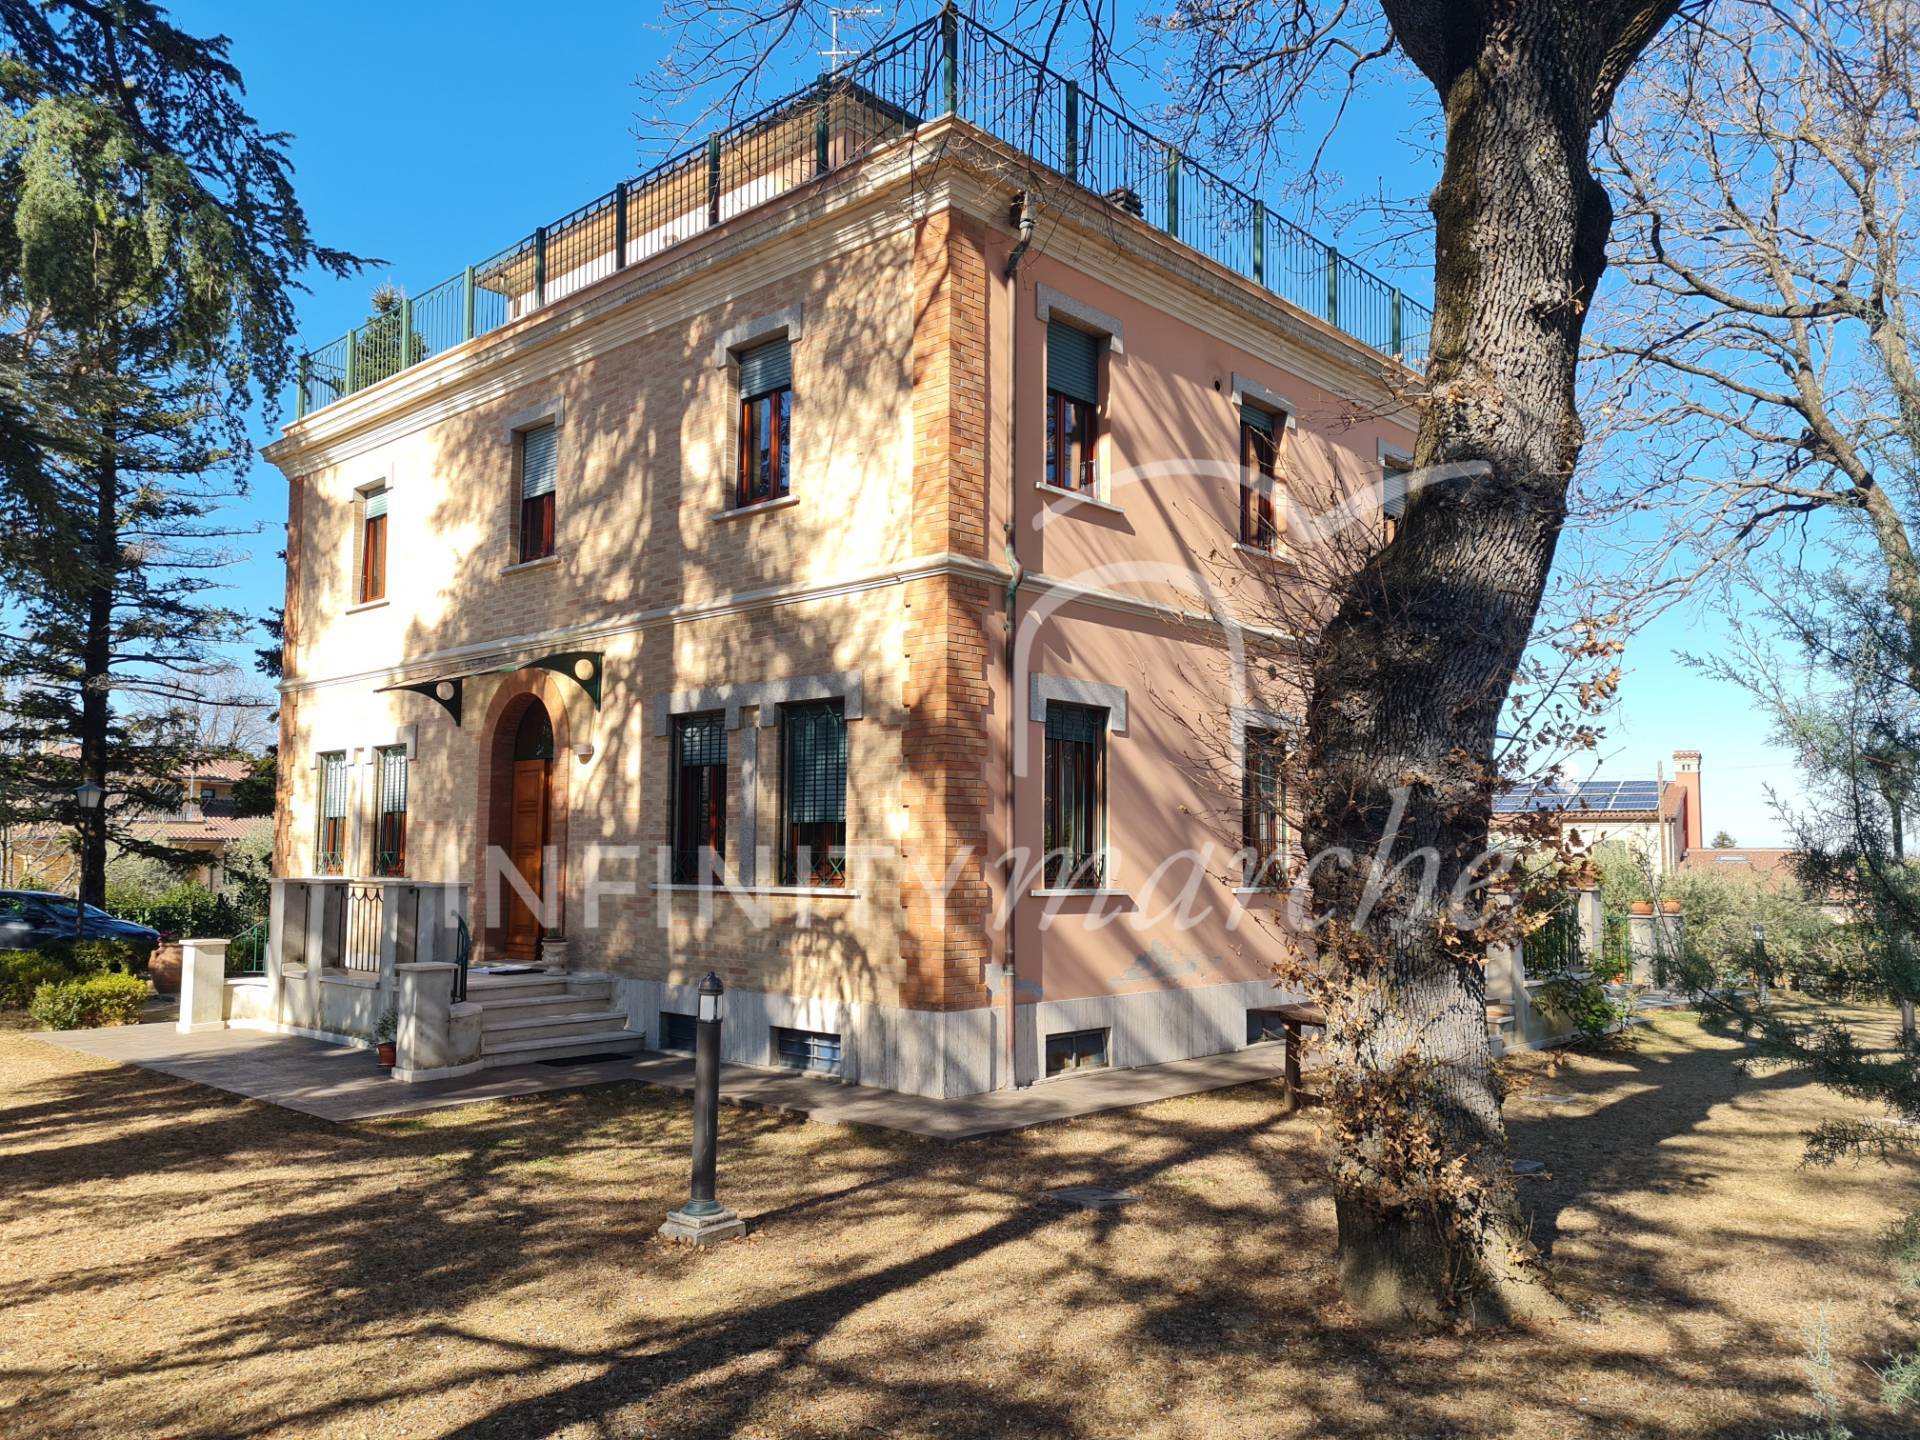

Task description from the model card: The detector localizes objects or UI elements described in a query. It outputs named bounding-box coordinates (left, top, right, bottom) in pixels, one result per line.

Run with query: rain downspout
left=1001, top=191, right=1035, bottom=1088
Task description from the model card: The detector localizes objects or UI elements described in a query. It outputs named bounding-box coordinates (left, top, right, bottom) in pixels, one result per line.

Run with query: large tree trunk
left=1304, top=0, right=1675, bottom=1324
left=77, top=440, right=113, bottom=910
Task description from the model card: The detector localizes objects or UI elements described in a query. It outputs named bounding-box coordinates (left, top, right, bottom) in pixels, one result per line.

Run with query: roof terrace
left=291, top=7, right=1433, bottom=418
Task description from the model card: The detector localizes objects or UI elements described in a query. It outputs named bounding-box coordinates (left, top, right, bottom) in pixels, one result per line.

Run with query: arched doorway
left=504, top=702, right=554, bottom=959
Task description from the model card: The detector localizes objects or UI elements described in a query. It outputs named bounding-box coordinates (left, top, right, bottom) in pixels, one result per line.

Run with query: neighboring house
left=0, top=757, right=271, bottom=898
left=261, top=21, right=1422, bottom=1096
left=1494, top=749, right=1704, bottom=878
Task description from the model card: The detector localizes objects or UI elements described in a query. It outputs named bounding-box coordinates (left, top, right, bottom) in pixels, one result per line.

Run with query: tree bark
left=1304, top=0, right=1677, bottom=1324
left=77, top=436, right=113, bottom=911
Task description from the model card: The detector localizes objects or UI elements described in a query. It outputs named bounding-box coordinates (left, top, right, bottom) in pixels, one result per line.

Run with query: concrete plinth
left=176, top=939, right=230, bottom=1034
left=659, top=1205, right=746, bottom=1245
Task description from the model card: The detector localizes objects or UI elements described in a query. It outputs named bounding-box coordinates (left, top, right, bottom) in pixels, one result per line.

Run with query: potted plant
left=1629, top=899, right=1655, bottom=916
left=373, top=1007, right=397, bottom=1068
left=1660, top=898, right=1683, bottom=915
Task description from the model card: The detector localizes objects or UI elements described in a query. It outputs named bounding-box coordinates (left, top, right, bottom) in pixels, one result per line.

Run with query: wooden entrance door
left=504, top=704, right=554, bottom=959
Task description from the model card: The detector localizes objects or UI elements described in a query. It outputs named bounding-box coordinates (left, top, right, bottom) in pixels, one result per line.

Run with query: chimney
left=1672, top=750, right=1702, bottom=854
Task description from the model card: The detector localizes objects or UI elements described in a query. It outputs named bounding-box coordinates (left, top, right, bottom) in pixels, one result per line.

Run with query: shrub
left=108, top=880, right=245, bottom=940
left=0, top=950, right=74, bottom=1008
left=28, top=973, right=150, bottom=1029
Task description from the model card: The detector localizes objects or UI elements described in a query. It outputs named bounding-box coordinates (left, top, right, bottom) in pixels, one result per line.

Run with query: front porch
left=246, top=876, right=646, bottom=1079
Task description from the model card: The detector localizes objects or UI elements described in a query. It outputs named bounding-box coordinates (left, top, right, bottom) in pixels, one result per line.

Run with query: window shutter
left=520, top=424, right=558, bottom=500
left=363, top=488, right=388, bottom=520
left=738, top=338, right=792, bottom=398
left=1047, top=321, right=1100, bottom=406
left=1044, top=701, right=1105, bottom=744
left=1240, top=404, right=1276, bottom=437
left=378, top=748, right=408, bottom=814
left=320, top=754, right=350, bottom=818
left=676, top=712, right=728, bottom=768
left=785, top=701, right=847, bottom=824
left=1383, top=464, right=1411, bottom=519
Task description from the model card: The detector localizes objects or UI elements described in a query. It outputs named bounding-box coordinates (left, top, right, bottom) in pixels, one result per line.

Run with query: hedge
left=0, top=939, right=146, bottom=1008
left=28, top=973, right=150, bottom=1029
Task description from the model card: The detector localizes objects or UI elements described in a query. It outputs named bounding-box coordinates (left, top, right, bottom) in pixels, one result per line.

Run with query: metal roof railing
left=294, top=6, right=1431, bottom=418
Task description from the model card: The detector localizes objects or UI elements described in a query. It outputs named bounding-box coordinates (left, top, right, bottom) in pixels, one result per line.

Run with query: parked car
left=0, top=891, right=162, bottom=951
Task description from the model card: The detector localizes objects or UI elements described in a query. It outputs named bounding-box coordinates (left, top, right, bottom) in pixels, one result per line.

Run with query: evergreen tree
left=0, top=4, right=356, bottom=903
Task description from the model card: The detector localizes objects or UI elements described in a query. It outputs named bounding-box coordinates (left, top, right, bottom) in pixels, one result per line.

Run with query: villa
left=257, top=12, right=1422, bottom=1094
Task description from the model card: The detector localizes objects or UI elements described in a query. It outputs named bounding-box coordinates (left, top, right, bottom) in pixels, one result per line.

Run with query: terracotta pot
left=1629, top=900, right=1655, bottom=916
left=376, top=1041, right=396, bottom=1068
left=1660, top=898, right=1683, bottom=915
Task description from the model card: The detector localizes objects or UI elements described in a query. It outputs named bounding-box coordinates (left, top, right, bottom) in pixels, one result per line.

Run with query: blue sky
left=176, top=0, right=1806, bottom=844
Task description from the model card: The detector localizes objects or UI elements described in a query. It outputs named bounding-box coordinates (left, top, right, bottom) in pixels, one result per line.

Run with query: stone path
left=35, top=1023, right=1294, bottom=1139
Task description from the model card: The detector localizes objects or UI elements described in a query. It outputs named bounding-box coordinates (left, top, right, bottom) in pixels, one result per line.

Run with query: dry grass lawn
left=2, top=1003, right=1918, bottom=1439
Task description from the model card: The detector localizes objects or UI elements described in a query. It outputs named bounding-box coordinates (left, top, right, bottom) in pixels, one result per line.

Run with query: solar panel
left=1492, top=777, right=1664, bottom=814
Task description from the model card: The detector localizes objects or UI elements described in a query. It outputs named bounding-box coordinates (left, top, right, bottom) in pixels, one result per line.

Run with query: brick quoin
left=901, top=210, right=992, bottom=1012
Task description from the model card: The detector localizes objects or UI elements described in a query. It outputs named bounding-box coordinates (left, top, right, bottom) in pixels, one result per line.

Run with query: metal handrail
left=452, top=914, right=471, bottom=1003
left=293, top=7, right=1430, bottom=418
left=226, top=919, right=269, bottom=977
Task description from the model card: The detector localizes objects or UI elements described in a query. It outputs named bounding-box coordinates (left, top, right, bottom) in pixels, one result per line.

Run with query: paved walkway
left=35, top=1024, right=1295, bottom=1139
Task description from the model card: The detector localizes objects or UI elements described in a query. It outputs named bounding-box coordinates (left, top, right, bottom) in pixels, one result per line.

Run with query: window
left=1045, top=1027, right=1109, bottom=1077
left=1042, top=702, right=1106, bottom=888
left=316, top=752, right=349, bottom=875
left=518, top=423, right=557, bottom=562
left=1241, top=728, right=1286, bottom=887
left=1045, top=320, right=1099, bottom=492
left=373, top=746, right=408, bottom=877
left=1239, top=407, right=1280, bottom=551
left=774, top=1026, right=843, bottom=1075
left=660, top=1011, right=697, bottom=1052
left=670, top=712, right=727, bottom=884
left=780, top=698, right=847, bottom=887
left=1247, top=1009, right=1288, bottom=1045
left=736, top=338, right=792, bottom=507
left=1383, top=457, right=1411, bottom=544
left=358, top=488, right=388, bottom=603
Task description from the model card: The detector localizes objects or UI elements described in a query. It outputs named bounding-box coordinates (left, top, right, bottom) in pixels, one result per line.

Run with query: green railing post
left=533, top=227, right=547, bottom=308
left=1064, top=80, right=1079, bottom=181
left=941, top=6, right=959, bottom=115
left=295, top=355, right=309, bottom=419
left=613, top=183, right=629, bottom=269
left=707, top=134, right=722, bottom=225
left=1390, top=287, right=1403, bottom=359
left=1325, top=243, right=1339, bottom=328
left=462, top=265, right=476, bottom=340
left=345, top=328, right=358, bottom=394
left=815, top=80, right=831, bottom=176
left=1164, top=148, right=1180, bottom=239
left=399, top=296, right=413, bottom=372
left=1252, top=200, right=1266, bottom=287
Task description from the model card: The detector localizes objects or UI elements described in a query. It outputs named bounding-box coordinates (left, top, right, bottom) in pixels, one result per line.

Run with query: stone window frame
left=1035, top=285, right=1125, bottom=506
left=502, top=400, right=567, bottom=572
left=652, top=668, right=862, bottom=890
left=347, top=479, right=391, bottom=613
left=713, top=306, right=805, bottom=517
left=1028, top=674, right=1129, bottom=895
left=1230, top=705, right=1299, bottom=892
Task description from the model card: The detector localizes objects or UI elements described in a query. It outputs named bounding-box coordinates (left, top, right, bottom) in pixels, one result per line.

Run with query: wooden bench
left=1250, top=1001, right=1326, bottom=1101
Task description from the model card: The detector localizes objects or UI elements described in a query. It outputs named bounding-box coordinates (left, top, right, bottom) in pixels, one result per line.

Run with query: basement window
left=1246, top=1010, right=1289, bottom=1045
left=774, top=1026, right=843, bottom=1076
left=659, top=1011, right=697, bottom=1053
left=1044, top=1027, right=1109, bottom=1077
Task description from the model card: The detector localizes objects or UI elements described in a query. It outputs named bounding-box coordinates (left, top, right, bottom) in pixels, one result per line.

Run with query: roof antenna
left=819, top=7, right=883, bottom=72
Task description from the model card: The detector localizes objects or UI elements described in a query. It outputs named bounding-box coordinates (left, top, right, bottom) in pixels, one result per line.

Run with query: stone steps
left=469, top=972, right=642, bottom=1068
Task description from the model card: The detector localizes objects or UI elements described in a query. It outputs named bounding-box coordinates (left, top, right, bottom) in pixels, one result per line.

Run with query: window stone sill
left=1035, top=481, right=1124, bottom=515
left=711, top=494, right=798, bottom=522
left=500, top=554, right=560, bottom=576
left=344, top=598, right=389, bottom=615
left=653, top=882, right=860, bottom=899
left=1232, top=542, right=1293, bottom=563
left=1029, top=887, right=1131, bottom=899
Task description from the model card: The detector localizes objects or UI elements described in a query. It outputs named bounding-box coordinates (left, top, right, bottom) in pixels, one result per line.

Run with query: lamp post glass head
left=1753, top=924, right=1767, bottom=944
left=698, top=971, right=724, bottom=1024
left=74, top=781, right=104, bottom=811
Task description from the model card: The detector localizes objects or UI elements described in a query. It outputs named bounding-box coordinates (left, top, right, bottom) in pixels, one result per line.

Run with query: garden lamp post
left=660, top=971, right=746, bottom=1245
left=72, top=781, right=103, bottom=937
left=1751, top=923, right=1768, bottom=1007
